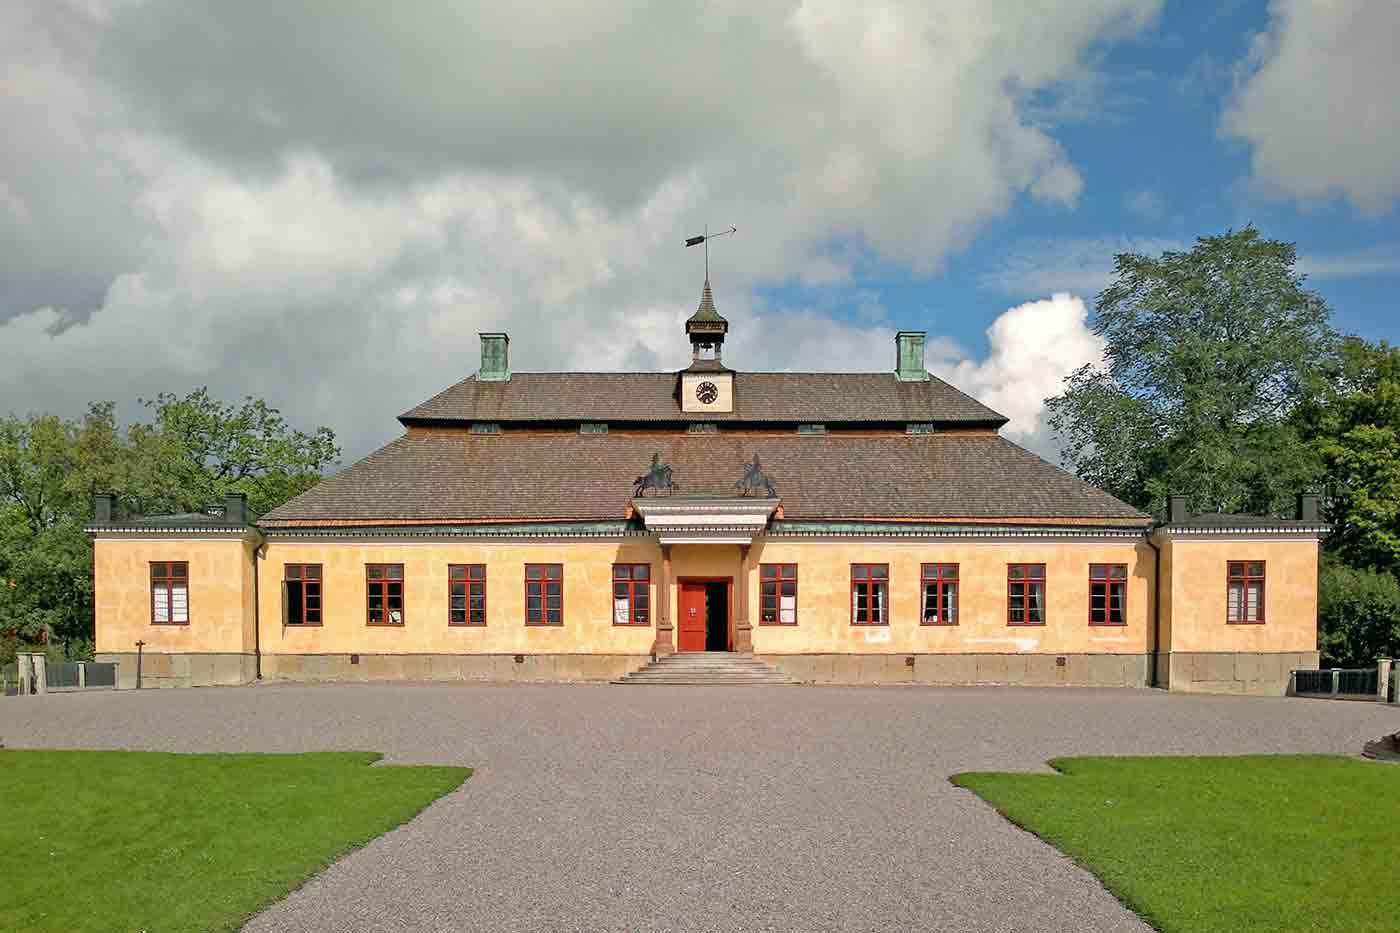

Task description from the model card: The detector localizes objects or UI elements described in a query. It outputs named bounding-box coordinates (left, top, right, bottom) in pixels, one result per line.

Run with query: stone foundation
left=1157, top=651, right=1319, bottom=696
left=758, top=653, right=1152, bottom=687
left=259, top=653, right=649, bottom=683
left=96, top=652, right=256, bottom=689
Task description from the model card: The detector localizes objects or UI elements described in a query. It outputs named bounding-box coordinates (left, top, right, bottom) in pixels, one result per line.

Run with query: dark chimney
left=1296, top=493, right=1319, bottom=523
left=224, top=493, right=248, bottom=526
left=1167, top=495, right=1188, bottom=525
left=93, top=493, right=113, bottom=524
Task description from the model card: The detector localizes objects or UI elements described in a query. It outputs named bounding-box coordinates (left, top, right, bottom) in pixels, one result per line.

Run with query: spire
left=688, top=278, right=725, bottom=323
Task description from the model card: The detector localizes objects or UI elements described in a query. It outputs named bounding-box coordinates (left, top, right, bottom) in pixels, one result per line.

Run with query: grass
left=952, top=756, right=1400, bottom=933
left=0, top=749, right=469, bottom=932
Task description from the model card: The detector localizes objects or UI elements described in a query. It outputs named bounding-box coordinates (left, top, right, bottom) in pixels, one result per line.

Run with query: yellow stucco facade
left=89, top=527, right=1321, bottom=693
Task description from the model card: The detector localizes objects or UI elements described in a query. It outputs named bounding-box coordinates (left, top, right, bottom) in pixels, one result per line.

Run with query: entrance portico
left=631, top=497, right=780, bottom=656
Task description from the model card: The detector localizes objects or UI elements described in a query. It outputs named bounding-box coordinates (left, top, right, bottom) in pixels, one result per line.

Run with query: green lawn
left=0, top=750, right=469, bottom=932
left=953, top=756, right=1400, bottom=933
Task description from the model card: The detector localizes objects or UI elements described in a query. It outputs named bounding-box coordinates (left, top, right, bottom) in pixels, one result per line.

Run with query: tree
left=1318, top=559, right=1400, bottom=668
left=1306, top=337, right=1400, bottom=573
left=0, top=391, right=339, bottom=656
left=1046, top=229, right=1337, bottom=515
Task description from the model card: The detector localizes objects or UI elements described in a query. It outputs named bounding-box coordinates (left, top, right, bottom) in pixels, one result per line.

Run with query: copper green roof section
left=687, top=279, right=726, bottom=324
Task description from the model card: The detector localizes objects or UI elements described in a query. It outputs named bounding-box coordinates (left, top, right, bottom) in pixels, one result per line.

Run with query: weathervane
left=684, top=225, right=737, bottom=281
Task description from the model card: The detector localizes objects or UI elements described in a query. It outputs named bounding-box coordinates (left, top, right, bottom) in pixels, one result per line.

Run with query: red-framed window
left=1007, top=563, right=1046, bottom=625
left=366, top=563, right=405, bottom=626
left=921, top=563, right=958, bottom=625
left=850, top=564, right=889, bottom=625
left=525, top=564, right=563, bottom=626
left=1227, top=561, right=1266, bottom=624
left=1088, top=564, right=1127, bottom=625
left=150, top=561, right=189, bottom=625
left=449, top=564, right=486, bottom=626
left=284, top=563, right=322, bottom=625
left=612, top=564, right=650, bottom=626
left=760, top=564, right=798, bottom=625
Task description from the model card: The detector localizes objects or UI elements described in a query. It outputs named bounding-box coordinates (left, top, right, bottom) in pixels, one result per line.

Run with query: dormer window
left=798, top=424, right=826, bottom=435
left=470, top=422, right=501, bottom=435
left=580, top=423, right=608, bottom=435
left=688, top=423, right=719, bottom=434
left=906, top=423, right=937, bottom=435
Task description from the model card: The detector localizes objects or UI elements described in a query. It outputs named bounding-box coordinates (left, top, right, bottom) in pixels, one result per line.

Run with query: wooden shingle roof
left=399, top=372, right=1008, bottom=426
left=259, top=431, right=1147, bottom=526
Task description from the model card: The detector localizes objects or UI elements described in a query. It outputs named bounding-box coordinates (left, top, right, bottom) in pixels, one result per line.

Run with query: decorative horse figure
left=735, top=454, right=777, bottom=497
left=633, top=453, right=676, bottom=497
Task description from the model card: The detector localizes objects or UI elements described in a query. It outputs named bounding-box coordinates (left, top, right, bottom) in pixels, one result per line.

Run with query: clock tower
left=679, top=278, right=734, bottom=414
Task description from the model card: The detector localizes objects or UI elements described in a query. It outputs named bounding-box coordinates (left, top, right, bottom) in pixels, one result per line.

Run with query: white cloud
left=1124, top=188, right=1164, bottom=219
left=1221, top=0, right=1400, bottom=212
left=933, top=293, right=1104, bottom=455
left=0, top=0, right=1166, bottom=464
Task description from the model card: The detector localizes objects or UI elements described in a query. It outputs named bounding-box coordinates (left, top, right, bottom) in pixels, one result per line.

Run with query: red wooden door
left=678, top=582, right=708, bottom=652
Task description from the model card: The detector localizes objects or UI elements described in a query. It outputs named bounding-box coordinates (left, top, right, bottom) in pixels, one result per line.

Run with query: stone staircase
left=615, top=652, right=799, bottom=685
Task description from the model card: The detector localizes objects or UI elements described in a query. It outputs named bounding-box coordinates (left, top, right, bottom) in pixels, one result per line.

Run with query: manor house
left=88, top=280, right=1323, bottom=692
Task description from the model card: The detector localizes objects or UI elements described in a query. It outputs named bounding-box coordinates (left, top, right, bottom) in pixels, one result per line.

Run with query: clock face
left=695, top=381, right=719, bottom=404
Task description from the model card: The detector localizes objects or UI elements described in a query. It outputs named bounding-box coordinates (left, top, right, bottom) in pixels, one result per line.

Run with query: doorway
left=677, top=578, right=732, bottom=652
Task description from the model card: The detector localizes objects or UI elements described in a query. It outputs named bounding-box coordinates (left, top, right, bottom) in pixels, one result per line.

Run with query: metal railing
left=1292, top=667, right=1382, bottom=700
left=3, top=659, right=118, bottom=696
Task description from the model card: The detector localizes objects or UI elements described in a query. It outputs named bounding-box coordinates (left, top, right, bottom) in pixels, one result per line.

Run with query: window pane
left=527, top=595, right=542, bottom=611
left=853, top=565, right=868, bottom=580
left=781, top=565, right=796, bottom=580
left=943, top=564, right=957, bottom=580
left=871, top=566, right=887, bottom=580
left=369, top=592, right=383, bottom=609
left=450, top=609, right=466, bottom=624
left=942, top=582, right=957, bottom=623
left=1110, top=565, right=1127, bottom=580
left=450, top=565, right=466, bottom=581
left=781, top=581, right=796, bottom=598
left=546, top=565, right=561, bottom=580
left=527, top=565, right=543, bottom=580
left=923, top=583, right=938, bottom=621
left=1109, top=584, right=1125, bottom=623
left=387, top=582, right=402, bottom=598
left=635, top=590, right=648, bottom=608
left=762, top=566, right=777, bottom=580
left=1246, top=582, right=1262, bottom=621
left=368, top=565, right=382, bottom=580
left=369, top=608, right=383, bottom=623
left=306, top=565, right=320, bottom=580
left=153, top=583, right=169, bottom=622
left=152, top=562, right=166, bottom=578
left=1248, top=562, right=1264, bottom=578
left=306, top=607, right=321, bottom=623
left=469, top=565, right=485, bottom=580
left=386, top=565, right=403, bottom=580
left=614, top=565, right=630, bottom=580
left=634, top=565, right=649, bottom=581
left=1228, top=582, right=1242, bottom=621
left=173, top=563, right=187, bottom=578
left=1028, top=582, right=1045, bottom=622
left=1029, top=565, right=1045, bottom=580
left=286, top=564, right=302, bottom=580
left=1009, top=565, right=1024, bottom=580
left=1228, top=562, right=1244, bottom=579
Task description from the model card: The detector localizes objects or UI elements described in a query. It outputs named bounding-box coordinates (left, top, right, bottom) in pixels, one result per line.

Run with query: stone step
left=614, top=652, right=798, bottom=685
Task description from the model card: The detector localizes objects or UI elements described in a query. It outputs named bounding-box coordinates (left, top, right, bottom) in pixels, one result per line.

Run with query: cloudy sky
left=4, top=0, right=1399, bottom=465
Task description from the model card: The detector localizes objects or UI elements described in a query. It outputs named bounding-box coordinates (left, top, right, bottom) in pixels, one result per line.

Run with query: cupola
left=679, top=279, right=734, bottom=414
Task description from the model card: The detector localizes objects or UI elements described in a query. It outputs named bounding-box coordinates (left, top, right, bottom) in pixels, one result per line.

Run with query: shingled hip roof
left=259, top=431, right=1147, bottom=526
left=399, top=372, right=1008, bottom=426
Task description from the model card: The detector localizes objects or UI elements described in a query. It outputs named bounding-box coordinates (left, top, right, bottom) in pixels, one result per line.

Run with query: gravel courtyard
left=4, top=683, right=1397, bottom=932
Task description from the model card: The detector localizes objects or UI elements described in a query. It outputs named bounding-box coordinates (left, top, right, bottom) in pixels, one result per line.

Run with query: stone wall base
left=1159, top=651, right=1320, bottom=696
left=260, top=653, right=649, bottom=683
left=95, top=652, right=256, bottom=689
left=758, top=653, right=1152, bottom=687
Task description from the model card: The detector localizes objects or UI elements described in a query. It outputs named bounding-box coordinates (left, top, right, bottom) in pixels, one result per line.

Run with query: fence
left=1292, top=665, right=1388, bottom=701
left=1, top=657, right=118, bottom=696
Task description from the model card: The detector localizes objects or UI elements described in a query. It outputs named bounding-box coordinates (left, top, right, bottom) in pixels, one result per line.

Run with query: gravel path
left=4, top=683, right=1397, bottom=932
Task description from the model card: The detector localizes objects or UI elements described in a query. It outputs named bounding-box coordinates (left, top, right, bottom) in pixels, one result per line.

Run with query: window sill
left=1088, top=621, right=1127, bottom=627
left=1007, top=621, right=1047, bottom=627
left=525, top=621, right=564, bottom=627
left=448, top=622, right=487, bottom=628
left=850, top=622, right=890, bottom=627
left=285, top=622, right=323, bottom=628
left=611, top=621, right=652, bottom=627
left=150, top=621, right=190, bottom=626
left=921, top=621, right=958, bottom=627
left=758, top=621, right=799, bottom=626
left=1226, top=619, right=1266, bottom=625
left=366, top=622, right=405, bottom=627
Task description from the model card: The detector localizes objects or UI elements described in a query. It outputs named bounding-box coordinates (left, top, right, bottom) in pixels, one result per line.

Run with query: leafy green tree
left=1318, top=558, right=1400, bottom=667
left=1046, top=229, right=1337, bottom=515
left=1307, top=338, right=1400, bottom=573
